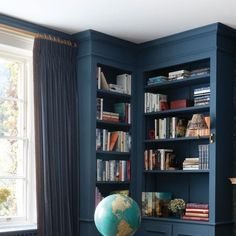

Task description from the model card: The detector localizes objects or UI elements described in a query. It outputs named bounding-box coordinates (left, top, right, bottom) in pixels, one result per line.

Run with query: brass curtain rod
left=0, top=24, right=35, bottom=38
left=35, top=34, right=77, bottom=47
left=0, top=24, right=77, bottom=47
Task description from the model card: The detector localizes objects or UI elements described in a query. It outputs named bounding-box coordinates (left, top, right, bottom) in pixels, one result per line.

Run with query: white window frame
left=0, top=29, right=36, bottom=232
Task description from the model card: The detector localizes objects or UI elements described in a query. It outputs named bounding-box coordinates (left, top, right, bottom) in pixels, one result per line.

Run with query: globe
left=94, top=194, right=141, bottom=236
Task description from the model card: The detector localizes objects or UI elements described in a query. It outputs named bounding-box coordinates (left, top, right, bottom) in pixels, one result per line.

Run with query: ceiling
left=1, top=0, right=236, bottom=43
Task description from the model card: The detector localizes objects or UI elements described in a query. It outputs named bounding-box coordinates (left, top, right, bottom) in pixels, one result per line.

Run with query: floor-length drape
left=33, top=35, right=78, bottom=236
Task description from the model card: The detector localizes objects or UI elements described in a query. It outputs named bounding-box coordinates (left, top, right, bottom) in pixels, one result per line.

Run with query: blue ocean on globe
left=94, top=194, right=141, bottom=236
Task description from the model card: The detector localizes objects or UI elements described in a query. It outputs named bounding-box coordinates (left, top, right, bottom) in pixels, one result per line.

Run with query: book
left=114, top=103, right=129, bottom=123
left=97, top=67, right=101, bottom=89
left=116, top=73, right=132, bottom=95
left=147, top=75, right=168, bottom=85
left=186, top=203, right=209, bottom=209
left=190, top=67, right=210, bottom=77
left=185, top=208, right=209, bottom=213
left=182, top=215, right=209, bottom=221
left=97, top=98, right=103, bottom=120
left=170, top=99, right=192, bottom=109
left=109, top=132, right=119, bottom=151
left=185, top=212, right=209, bottom=217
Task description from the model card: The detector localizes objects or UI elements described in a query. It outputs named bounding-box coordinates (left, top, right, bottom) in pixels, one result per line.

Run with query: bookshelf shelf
left=96, top=120, right=131, bottom=130
left=96, top=151, right=130, bottom=160
left=144, top=105, right=210, bottom=117
left=145, top=74, right=210, bottom=91
left=144, top=136, right=209, bottom=143
left=143, top=170, right=209, bottom=174
left=142, top=216, right=210, bottom=225
left=97, top=89, right=131, bottom=101
left=96, top=181, right=130, bottom=185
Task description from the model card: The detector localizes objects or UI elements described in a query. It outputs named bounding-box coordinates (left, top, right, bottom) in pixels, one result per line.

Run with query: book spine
left=186, top=203, right=209, bottom=209
left=182, top=216, right=209, bottom=221
left=97, top=67, right=101, bottom=89
left=185, top=212, right=209, bottom=217
left=185, top=208, right=209, bottom=213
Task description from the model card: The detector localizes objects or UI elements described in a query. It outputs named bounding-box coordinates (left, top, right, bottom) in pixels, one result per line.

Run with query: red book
left=127, top=160, right=131, bottom=181
left=185, top=208, right=209, bottom=214
left=170, top=99, right=192, bottom=109
left=185, top=212, right=208, bottom=218
left=182, top=215, right=209, bottom=221
left=186, top=203, right=209, bottom=209
left=109, top=132, right=119, bottom=151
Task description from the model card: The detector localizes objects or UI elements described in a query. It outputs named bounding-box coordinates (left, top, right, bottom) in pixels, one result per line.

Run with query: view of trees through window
left=0, top=56, right=26, bottom=219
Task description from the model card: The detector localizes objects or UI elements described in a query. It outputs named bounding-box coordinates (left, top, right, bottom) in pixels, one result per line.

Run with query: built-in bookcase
left=77, top=24, right=235, bottom=236
left=142, top=59, right=211, bottom=221
left=95, top=64, right=132, bottom=206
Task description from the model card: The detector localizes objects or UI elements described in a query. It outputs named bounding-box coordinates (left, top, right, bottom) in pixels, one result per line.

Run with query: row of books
left=182, top=203, right=209, bottom=221
left=96, top=129, right=131, bottom=152
left=144, top=90, right=210, bottom=115
left=146, top=67, right=210, bottom=85
left=97, top=98, right=131, bottom=123
left=153, top=117, right=186, bottom=139
left=194, top=86, right=210, bottom=106
left=96, top=159, right=131, bottom=182
left=144, top=93, right=167, bottom=113
left=151, top=116, right=210, bottom=140
left=95, top=187, right=129, bottom=207
left=144, top=149, right=175, bottom=171
left=97, top=67, right=132, bottom=95
left=198, top=144, right=209, bottom=169
left=142, top=192, right=172, bottom=217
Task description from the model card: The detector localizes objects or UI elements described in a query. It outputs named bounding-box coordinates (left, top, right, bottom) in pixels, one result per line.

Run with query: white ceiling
left=1, top=0, right=236, bottom=43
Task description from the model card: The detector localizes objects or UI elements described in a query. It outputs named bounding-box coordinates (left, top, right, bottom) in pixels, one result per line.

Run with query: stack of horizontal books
left=193, top=86, right=210, bottom=106
left=168, top=70, right=190, bottom=80
left=182, top=203, right=209, bottom=221
left=182, top=158, right=199, bottom=170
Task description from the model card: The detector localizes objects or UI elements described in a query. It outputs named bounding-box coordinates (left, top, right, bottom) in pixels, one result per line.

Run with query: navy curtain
left=33, top=36, right=78, bottom=236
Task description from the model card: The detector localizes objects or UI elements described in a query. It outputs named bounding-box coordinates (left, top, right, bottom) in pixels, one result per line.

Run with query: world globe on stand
left=94, top=194, right=141, bottom=236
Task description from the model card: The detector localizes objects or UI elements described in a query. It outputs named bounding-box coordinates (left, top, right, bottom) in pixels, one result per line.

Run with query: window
left=0, top=29, right=36, bottom=231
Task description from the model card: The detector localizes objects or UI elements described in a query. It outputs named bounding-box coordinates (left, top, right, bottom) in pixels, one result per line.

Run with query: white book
left=117, top=74, right=130, bottom=94
left=97, top=67, right=101, bottom=89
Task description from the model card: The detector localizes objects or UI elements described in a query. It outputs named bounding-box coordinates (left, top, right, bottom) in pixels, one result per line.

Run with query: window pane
left=0, top=100, right=24, bottom=137
left=0, top=58, right=23, bottom=99
left=0, top=139, right=24, bottom=176
left=0, top=179, right=25, bottom=218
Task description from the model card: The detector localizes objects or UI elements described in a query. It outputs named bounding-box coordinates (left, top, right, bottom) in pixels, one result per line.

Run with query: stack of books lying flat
left=147, top=76, right=169, bottom=85
left=190, top=67, right=210, bottom=77
left=182, top=158, right=199, bottom=170
left=182, top=203, right=209, bottom=221
left=193, top=86, right=210, bottom=106
left=168, top=70, right=190, bottom=80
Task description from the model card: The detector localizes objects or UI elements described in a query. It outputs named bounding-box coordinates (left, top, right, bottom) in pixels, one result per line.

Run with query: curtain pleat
left=33, top=37, right=78, bottom=236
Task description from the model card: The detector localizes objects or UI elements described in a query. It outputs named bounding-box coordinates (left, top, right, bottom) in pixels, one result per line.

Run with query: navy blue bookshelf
left=76, top=23, right=235, bottom=236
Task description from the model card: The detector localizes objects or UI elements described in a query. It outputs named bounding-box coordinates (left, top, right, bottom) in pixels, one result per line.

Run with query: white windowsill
left=0, top=224, right=37, bottom=233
